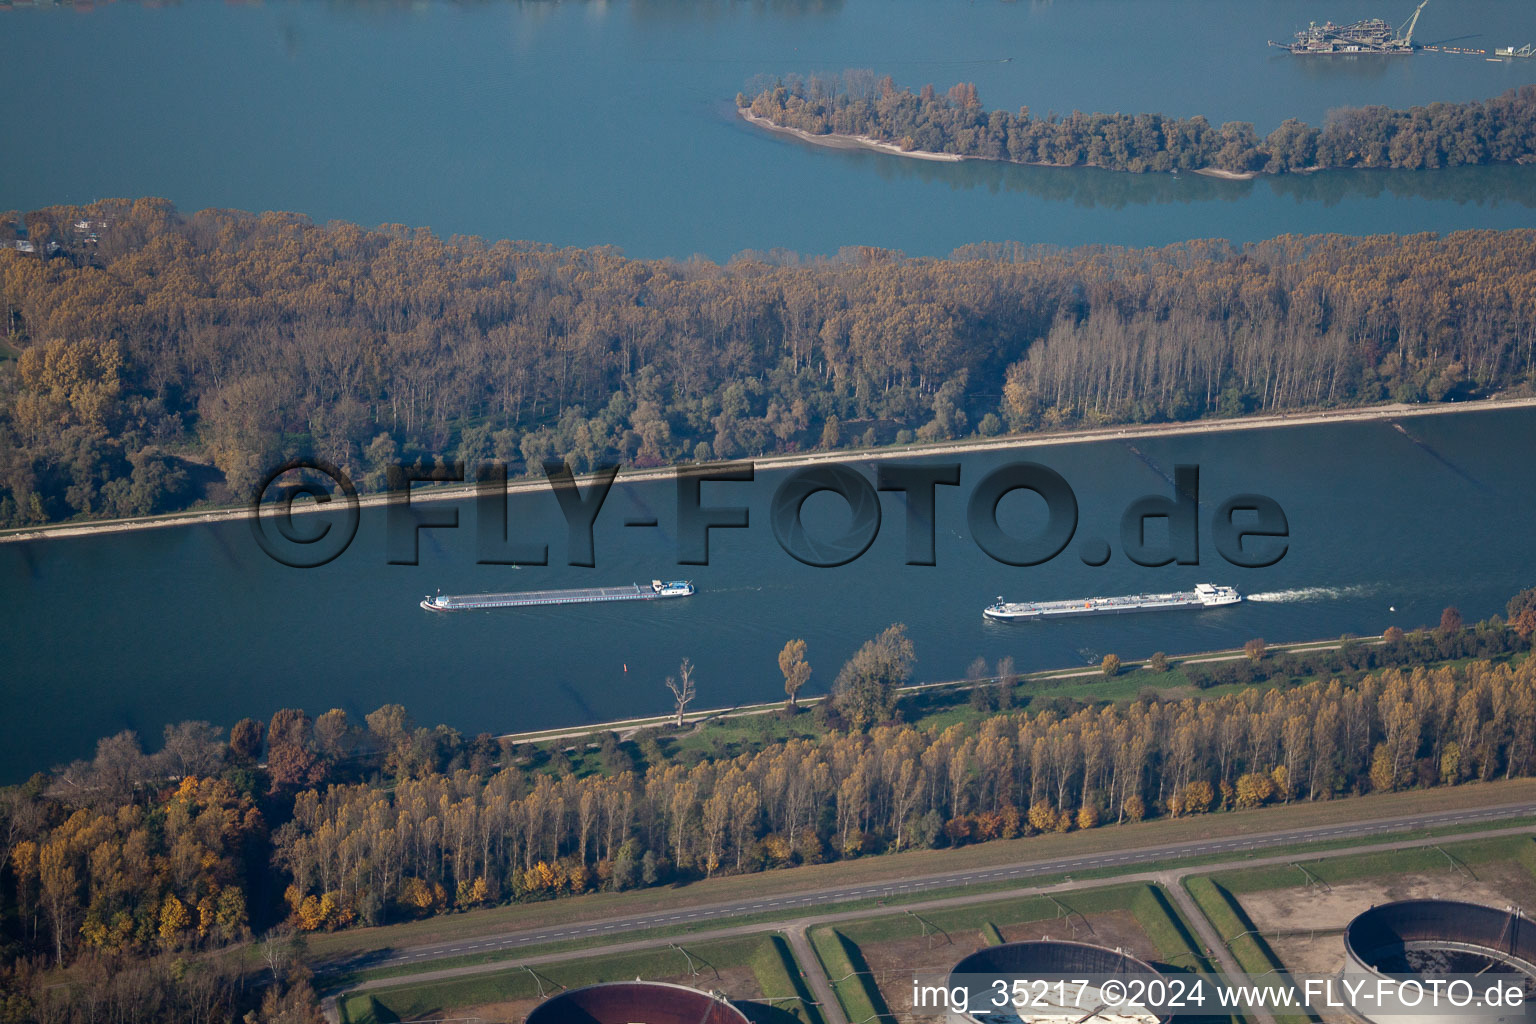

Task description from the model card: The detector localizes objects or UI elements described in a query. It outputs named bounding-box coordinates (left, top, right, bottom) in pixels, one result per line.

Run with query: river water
left=4, top=406, right=1535, bottom=781
left=5, top=0, right=1536, bottom=778
left=2, top=0, right=1535, bottom=258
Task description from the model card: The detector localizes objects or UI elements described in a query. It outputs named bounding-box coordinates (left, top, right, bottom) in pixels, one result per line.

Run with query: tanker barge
left=985, top=582, right=1239, bottom=621
left=422, top=579, right=694, bottom=611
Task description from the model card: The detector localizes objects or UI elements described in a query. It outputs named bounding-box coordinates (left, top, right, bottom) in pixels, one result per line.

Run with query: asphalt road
left=327, top=799, right=1536, bottom=975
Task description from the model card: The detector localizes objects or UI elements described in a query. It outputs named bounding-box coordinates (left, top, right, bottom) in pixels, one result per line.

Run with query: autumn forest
left=3, top=200, right=1536, bottom=527
left=0, top=594, right=1533, bottom=1021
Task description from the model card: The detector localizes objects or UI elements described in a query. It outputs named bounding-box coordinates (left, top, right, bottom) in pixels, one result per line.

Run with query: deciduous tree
left=778, top=639, right=812, bottom=711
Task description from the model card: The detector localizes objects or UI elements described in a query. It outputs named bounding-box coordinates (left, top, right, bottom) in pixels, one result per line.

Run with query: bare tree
left=161, top=721, right=226, bottom=779
left=259, top=926, right=304, bottom=982
left=665, top=658, right=697, bottom=728
left=0, top=790, right=41, bottom=880
left=89, top=731, right=148, bottom=806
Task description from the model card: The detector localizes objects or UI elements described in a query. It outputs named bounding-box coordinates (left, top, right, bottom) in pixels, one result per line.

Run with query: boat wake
left=1246, top=584, right=1375, bottom=603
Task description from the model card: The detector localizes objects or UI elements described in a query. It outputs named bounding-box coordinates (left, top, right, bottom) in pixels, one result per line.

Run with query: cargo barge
left=421, top=579, right=694, bottom=612
left=985, top=582, right=1240, bottom=621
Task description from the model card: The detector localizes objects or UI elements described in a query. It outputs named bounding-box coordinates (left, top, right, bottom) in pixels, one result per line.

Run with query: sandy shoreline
left=4, top=395, right=1533, bottom=546
left=738, top=109, right=1318, bottom=181
left=737, top=107, right=965, bottom=162
left=1192, top=166, right=1259, bottom=181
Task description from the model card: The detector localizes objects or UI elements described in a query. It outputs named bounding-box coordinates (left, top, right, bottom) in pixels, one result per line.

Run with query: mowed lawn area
left=807, top=882, right=1230, bottom=1024
left=341, top=932, right=821, bottom=1024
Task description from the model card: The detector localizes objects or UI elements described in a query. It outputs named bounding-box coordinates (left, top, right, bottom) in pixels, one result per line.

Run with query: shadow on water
left=631, top=0, right=845, bottom=20
left=791, top=137, right=1536, bottom=211
left=1283, top=52, right=1400, bottom=84
left=557, top=680, right=602, bottom=721
left=12, top=543, right=39, bottom=582
left=1268, top=163, right=1536, bottom=208
left=1390, top=420, right=1488, bottom=491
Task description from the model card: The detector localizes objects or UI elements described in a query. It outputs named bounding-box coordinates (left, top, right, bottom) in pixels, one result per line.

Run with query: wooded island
left=740, top=72, right=1536, bottom=176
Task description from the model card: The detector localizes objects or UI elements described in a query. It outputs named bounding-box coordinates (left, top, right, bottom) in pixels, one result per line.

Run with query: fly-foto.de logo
left=249, top=459, right=1288, bottom=571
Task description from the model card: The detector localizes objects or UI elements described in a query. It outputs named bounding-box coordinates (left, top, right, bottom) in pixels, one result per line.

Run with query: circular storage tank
left=525, top=980, right=751, bottom=1024
left=1342, top=899, right=1536, bottom=1023
left=945, top=939, right=1170, bottom=1023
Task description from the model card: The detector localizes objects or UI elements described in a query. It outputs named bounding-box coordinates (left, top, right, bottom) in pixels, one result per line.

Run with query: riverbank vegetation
left=0, top=591, right=1531, bottom=1018
left=4, top=201, right=1536, bottom=527
left=741, top=72, right=1536, bottom=175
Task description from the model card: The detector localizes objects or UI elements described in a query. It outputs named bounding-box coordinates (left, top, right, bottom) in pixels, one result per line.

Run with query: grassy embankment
left=9, top=395, right=1535, bottom=545
left=1184, top=877, right=1306, bottom=1024
left=344, top=882, right=1222, bottom=1024
left=330, top=832, right=1536, bottom=1023
left=1206, top=833, right=1536, bottom=896
left=309, top=779, right=1536, bottom=987
left=1181, top=834, right=1536, bottom=1024
left=536, top=638, right=1525, bottom=785
left=339, top=932, right=822, bottom=1024
left=806, top=882, right=1230, bottom=1024
left=343, top=883, right=1217, bottom=1023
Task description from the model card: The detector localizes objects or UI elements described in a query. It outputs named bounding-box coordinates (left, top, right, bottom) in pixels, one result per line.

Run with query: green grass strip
left=808, top=926, right=892, bottom=1024
left=1184, top=877, right=1312, bottom=1024
left=357, top=935, right=769, bottom=1022
left=748, top=934, right=825, bottom=1024
left=1209, top=834, right=1536, bottom=894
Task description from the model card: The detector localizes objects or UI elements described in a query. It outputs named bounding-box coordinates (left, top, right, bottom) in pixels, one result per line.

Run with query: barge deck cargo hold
left=422, top=579, right=694, bottom=611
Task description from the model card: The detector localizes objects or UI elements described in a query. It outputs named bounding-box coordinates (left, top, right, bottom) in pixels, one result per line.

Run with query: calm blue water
left=1, top=0, right=1535, bottom=258
left=4, top=407, right=1535, bottom=781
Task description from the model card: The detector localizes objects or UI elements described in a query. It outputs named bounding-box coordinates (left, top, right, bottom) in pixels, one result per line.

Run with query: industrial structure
left=1271, top=0, right=1429, bottom=54
left=1342, top=899, right=1536, bottom=1022
left=526, top=980, right=751, bottom=1024
left=945, top=940, right=1170, bottom=1023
